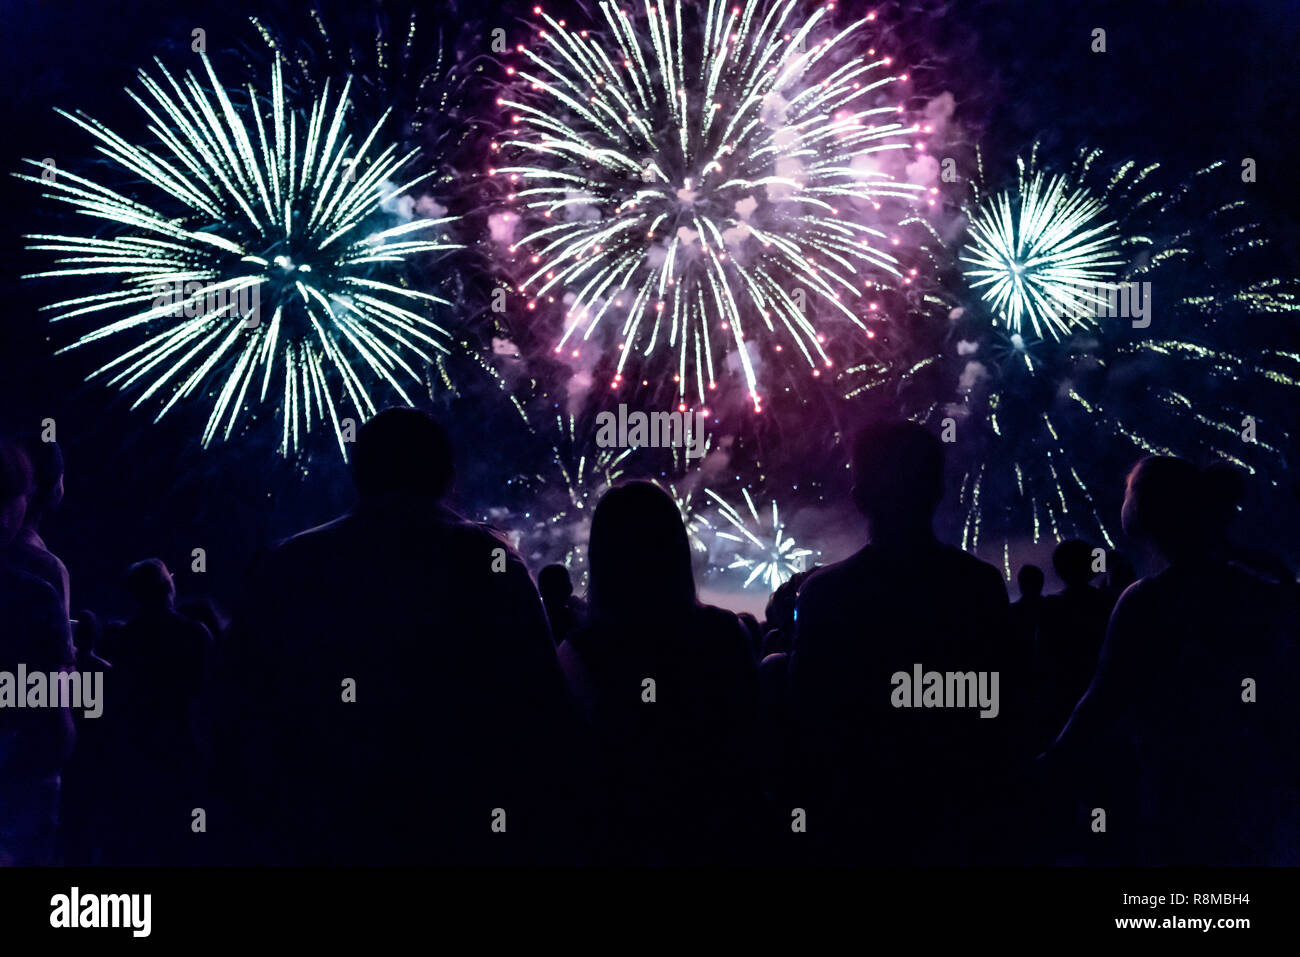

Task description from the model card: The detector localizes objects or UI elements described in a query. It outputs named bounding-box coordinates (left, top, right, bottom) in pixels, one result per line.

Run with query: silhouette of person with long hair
left=557, top=481, right=761, bottom=865
left=0, top=438, right=74, bottom=865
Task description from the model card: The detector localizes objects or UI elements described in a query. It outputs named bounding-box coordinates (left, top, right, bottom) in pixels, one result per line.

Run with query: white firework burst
left=959, top=160, right=1124, bottom=340
left=708, top=487, right=814, bottom=589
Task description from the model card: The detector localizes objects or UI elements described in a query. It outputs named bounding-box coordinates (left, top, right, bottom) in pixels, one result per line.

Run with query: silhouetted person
left=1050, top=456, right=1297, bottom=864
left=761, top=569, right=813, bottom=658
left=1034, top=540, right=1111, bottom=749
left=557, top=482, right=761, bottom=865
left=113, top=560, right=210, bottom=731
left=789, top=421, right=1018, bottom=865
left=102, top=559, right=211, bottom=864
left=4, top=435, right=70, bottom=619
left=538, top=563, right=584, bottom=646
left=1011, top=564, right=1044, bottom=643
left=1016, top=564, right=1044, bottom=602
left=218, top=407, right=575, bottom=865
left=0, top=438, right=74, bottom=865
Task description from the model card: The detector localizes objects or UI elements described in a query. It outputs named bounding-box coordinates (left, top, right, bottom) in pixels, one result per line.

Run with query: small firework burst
left=708, top=488, right=815, bottom=589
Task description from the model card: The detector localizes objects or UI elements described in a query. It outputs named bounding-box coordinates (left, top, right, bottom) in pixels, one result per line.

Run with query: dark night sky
left=1, top=0, right=1297, bottom=616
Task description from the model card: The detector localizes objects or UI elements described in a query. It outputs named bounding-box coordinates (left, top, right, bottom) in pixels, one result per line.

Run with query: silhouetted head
left=0, top=438, right=32, bottom=546
left=74, top=609, right=101, bottom=654
left=851, top=420, right=944, bottom=540
left=764, top=568, right=813, bottom=633
left=1121, top=456, right=1211, bottom=562
left=587, top=481, right=696, bottom=624
left=538, top=563, right=573, bottom=602
left=1017, top=563, right=1045, bottom=598
left=17, top=433, right=63, bottom=526
left=352, top=407, right=453, bottom=502
left=125, top=558, right=175, bottom=610
left=1052, top=539, right=1097, bottom=588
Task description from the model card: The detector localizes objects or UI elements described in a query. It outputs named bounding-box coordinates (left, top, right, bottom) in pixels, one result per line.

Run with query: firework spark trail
left=20, top=54, right=459, bottom=456
left=495, top=0, right=932, bottom=411
left=662, top=479, right=715, bottom=553
left=551, top=412, right=634, bottom=512
left=247, top=4, right=477, bottom=152
left=707, top=487, right=815, bottom=589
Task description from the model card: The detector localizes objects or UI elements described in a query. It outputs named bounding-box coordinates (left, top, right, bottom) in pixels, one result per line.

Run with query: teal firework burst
left=19, top=54, right=459, bottom=456
left=960, top=164, right=1124, bottom=339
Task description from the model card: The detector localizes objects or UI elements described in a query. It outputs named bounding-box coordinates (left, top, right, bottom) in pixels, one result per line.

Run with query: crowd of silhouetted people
left=0, top=410, right=1296, bottom=866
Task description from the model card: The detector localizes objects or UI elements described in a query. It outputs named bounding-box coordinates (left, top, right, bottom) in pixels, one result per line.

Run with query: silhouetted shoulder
left=1119, top=561, right=1284, bottom=609
left=1107, top=575, right=1158, bottom=614
left=268, top=515, right=353, bottom=557
left=798, top=543, right=1006, bottom=600
left=926, top=543, right=1005, bottom=592
left=794, top=551, right=863, bottom=600
left=442, top=519, right=522, bottom=560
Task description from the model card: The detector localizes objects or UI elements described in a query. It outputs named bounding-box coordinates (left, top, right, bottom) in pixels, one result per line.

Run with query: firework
left=707, top=487, right=815, bottom=589
left=959, top=163, right=1124, bottom=340
left=496, top=0, right=931, bottom=411
left=246, top=2, right=484, bottom=157
left=550, top=412, right=634, bottom=513
left=535, top=412, right=632, bottom=573
left=504, top=406, right=636, bottom=574
left=662, top=479, right=713, bottom=553
left=20, top=54, right=459, bottom=456
left=844, top=146, right=1299, bottom=572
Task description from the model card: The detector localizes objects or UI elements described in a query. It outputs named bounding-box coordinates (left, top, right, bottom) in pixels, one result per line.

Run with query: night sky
left=2, top=0, right=1297, bottom=618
